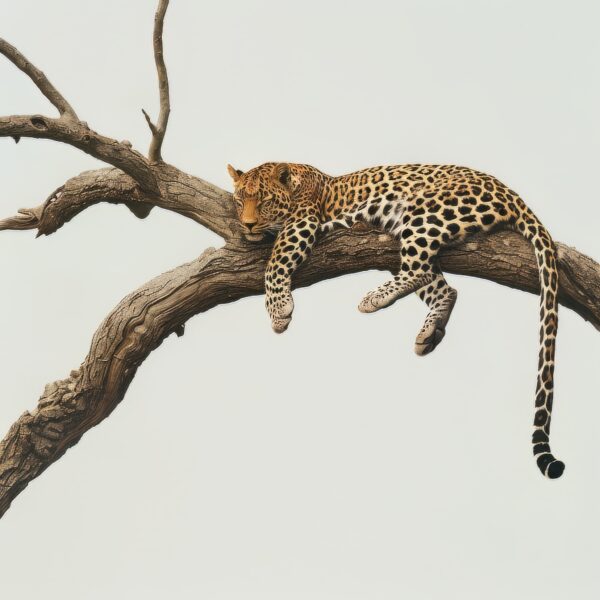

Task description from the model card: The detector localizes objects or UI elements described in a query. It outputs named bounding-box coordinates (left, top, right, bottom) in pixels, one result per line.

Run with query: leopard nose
left=244, top=220, right=258, bottom=230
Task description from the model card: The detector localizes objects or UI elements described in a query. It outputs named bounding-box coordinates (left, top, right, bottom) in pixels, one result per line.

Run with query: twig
left=141, top=108, right=158, bottom=135
left=143, top=0, right=171, bottom=162
left=0, top=38, right=78, bottom=119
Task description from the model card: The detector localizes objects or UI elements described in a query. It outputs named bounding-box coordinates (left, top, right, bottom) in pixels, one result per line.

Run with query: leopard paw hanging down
left=227, top=161, right=565, bottom=479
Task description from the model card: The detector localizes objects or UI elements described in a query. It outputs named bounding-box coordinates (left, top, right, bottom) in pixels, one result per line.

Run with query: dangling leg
left=358, top=232, right=456, bottom=353
left=414, top=268, right=457, bottom=356
left=358, top=239, right=436, bottom=313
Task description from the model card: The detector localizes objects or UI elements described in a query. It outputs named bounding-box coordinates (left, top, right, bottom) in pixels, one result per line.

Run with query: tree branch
left=0, top=224, right=598, bottom=517
left=1, top=164, right=599, bottom=331
left=142, top=0, right=171, bottom=163
left=0, top=165, right=234, bottom=239
left=0, top=169, right=151, bottom=236
left=0, top=114, right=160, bottom=195
left=141, top=108, right=158, bottom=135
left=0, top=38, right=78, bottom=119
left=0, top=40, right=160, bottom=195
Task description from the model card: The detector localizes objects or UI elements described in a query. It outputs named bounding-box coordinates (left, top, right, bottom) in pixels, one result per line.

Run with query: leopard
left=227, top=161, right=564, bottom=479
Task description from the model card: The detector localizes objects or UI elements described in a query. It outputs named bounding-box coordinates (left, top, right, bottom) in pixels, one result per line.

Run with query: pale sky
left=1, top=1, right=599, bottom=599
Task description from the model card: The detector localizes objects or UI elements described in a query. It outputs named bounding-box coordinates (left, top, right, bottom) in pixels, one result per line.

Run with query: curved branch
left=142, top=0, right=171, bottom=163
left=0, top=38, right=78, bottom=119
left=0, top=165, right=234, bottom=238
left=0, top=222, right=599, bottom=517
left=0, top=115, right=160, bottom=195
left=0, top=169, right=151, bottom=236
left=0, top=38, right=160, bottom=194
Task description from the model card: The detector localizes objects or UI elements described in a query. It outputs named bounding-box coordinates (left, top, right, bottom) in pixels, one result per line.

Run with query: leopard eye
left=258, top=195, right=273, bottom=209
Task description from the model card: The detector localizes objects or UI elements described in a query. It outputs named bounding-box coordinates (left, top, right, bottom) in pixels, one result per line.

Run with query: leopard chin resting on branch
left=0, top=0, right=599, bottom=519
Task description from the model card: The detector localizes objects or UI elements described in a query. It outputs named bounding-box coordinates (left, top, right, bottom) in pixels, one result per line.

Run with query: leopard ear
left=272, top=163, right=291, bottom=188
left=227, top=164, right=243, bottom=182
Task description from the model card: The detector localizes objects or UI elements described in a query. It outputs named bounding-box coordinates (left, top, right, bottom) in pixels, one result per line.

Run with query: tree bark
left=0, top=3, right=598, bottom=519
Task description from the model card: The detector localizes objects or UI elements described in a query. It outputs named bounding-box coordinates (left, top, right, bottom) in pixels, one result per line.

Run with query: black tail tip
left=536, top=453, right=565, bottom=479
left=546, top=460, right=565, bottom=479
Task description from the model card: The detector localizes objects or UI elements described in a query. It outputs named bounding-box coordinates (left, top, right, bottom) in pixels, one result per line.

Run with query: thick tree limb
left=0, top=219, right=598, bottom=517
left=142, top=0, right=171, bottom=163
left=1, top=163, right=599, bottom=332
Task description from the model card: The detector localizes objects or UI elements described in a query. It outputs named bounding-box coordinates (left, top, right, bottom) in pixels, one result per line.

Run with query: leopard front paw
left=414, top=321, right=446, bottom=356
left=268, top=293, right=294, bottom=334
left=358, top=292, right=384, bottom=313
left=272, top=316, right=292, bottom=333
left=358, top=281, right=400, bottom=313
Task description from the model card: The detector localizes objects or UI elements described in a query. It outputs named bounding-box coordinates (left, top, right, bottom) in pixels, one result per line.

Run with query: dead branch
left=0, top=40, right=159, bottom=194
left=0, top=38, right=77, bottom=119
left=142, top=0, right=171, bottom=163
left=0, top=165, right=234, bottom=239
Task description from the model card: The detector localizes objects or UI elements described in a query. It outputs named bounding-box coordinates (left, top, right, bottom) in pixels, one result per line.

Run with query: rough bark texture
left=0, top=4, right=598, bottom=519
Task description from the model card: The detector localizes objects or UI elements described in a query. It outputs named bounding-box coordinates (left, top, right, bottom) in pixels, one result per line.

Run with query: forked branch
left=0, top=39, right=159, bottom=195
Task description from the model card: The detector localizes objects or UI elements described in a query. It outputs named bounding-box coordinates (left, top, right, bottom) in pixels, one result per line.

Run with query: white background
left=1, top=1, right=599, bottom=598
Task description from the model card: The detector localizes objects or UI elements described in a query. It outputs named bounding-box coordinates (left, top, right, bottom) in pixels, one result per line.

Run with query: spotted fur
left=227, top=162, right=564, bottom=479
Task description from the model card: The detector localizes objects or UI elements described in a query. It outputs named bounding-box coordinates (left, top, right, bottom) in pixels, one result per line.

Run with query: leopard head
left=227, top=162, right=296, bottom=242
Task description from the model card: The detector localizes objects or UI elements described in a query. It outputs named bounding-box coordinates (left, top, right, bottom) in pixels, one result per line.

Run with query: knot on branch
left=25, top=369, right=87, bottom=458
left=126, top=201, right=154, bottom=219
left=37, top=372, right=79, bottom=409
left=30, top=116, right=48, bottom=130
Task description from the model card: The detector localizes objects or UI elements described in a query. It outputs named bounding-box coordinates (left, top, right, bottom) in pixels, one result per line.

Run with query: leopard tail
left=515, top=207, right=565, bottom=479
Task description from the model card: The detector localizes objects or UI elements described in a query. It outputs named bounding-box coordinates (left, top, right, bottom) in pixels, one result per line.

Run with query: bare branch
left=0, top=165, right=234, bottom=238
left=0, top=38, right=78, bottom=119
left=0, top=169, right=148, bottom=236
left=0, top=115, right=160, bottom=195
left=141, top=108, right=158, bottom=135
left=0, top=206, right=45, bottom=233
left=0, top=38, right=161, bottom=195
left=144, top=0, right=171, bottom=163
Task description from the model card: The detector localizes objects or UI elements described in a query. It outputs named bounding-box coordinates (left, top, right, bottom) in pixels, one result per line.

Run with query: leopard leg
left=265, top=207, right=320, bottom=333
left=414, top=269, right=457, bottom=356
left=358, top=259, right=435, bottom=313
